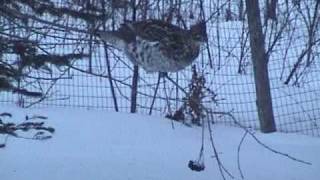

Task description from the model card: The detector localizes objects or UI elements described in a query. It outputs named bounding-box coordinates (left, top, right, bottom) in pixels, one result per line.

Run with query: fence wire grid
left=0, top=0, right=320, bottom=137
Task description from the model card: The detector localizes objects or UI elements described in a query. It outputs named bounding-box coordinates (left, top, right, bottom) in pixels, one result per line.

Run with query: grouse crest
left=96, top=19, right=207, bottom=73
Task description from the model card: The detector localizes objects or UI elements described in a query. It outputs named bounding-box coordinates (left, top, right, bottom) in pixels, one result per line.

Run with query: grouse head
left=190, top=21, right=208, bottom=44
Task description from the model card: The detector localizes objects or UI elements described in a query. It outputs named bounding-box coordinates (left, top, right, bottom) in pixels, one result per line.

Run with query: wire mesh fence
left=0, top=0, right=319, bottom=136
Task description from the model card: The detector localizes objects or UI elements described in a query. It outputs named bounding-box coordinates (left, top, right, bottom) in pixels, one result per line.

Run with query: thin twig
left=207, top=116, right=235, bottom=180
left=237, top=131, right=248, bottom=179
left=221, top=111, right=312, bottom=165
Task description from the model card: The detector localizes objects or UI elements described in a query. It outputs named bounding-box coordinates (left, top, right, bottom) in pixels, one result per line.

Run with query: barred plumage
left=97, top=19, right=207, bottom=73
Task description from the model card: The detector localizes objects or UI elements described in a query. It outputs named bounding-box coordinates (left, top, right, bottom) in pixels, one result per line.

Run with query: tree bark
left=246, top=0, right=277, bottom=133
left=266, top=0, right=278, bottom=21
left=130, top=0, right=139, bottom=113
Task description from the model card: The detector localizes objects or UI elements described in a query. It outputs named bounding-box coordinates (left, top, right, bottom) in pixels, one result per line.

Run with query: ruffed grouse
left=96, top=19, right=207, bottom=73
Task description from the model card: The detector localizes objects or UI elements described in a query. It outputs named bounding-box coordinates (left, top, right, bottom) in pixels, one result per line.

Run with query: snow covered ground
left=1, top=105, right=320, bottom=180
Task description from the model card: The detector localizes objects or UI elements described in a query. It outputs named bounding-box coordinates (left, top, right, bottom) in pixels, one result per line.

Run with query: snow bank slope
left=0, top=106, right=319, bottom=180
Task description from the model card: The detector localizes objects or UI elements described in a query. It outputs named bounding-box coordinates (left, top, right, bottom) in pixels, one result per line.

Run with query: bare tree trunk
left=130, top=0, right=138, bottom=113
left=265, top=0, right=278, bottom=22
left=238, top=0, right=245, bottom=21
left=101, top=0, right=119, bottom=112
left=245, top=0, right=276, bottom=133
left=130, top=65, right=139, bottom=113
left=225, top=0, right=233, bottom=21
left=104, top=45, right=119, bottom=112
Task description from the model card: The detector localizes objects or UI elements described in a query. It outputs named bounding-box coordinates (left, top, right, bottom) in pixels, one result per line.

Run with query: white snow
left=1, top=105, right=320, bottom=180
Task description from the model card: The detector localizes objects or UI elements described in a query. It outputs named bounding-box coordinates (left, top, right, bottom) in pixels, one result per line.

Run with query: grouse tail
left=96, top=31, right=127, bottom=50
